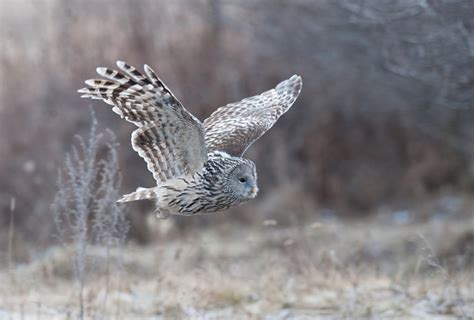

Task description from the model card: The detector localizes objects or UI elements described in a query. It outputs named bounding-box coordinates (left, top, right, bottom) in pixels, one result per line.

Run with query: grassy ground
left=1, top=200, right=473, bottom=319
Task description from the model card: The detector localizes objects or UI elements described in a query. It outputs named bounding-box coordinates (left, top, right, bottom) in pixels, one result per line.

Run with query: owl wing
left=203, top=75, right=302, bottom=156
left=78, top=61, right=207, bottom=183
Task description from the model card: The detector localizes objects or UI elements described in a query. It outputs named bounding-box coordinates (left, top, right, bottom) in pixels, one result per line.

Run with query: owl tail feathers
left=117, top=187, right=157, bottom=202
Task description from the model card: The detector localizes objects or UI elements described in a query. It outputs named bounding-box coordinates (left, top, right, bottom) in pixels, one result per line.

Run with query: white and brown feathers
left=78, top=61, right=302, bottom=215
left=204, top=75, right=302, bottom=156
left=78, top=61, right=207, bottom=183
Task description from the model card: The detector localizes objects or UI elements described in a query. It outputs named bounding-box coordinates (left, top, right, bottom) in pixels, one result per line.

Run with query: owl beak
left=249, top=186, right=258, bottom=198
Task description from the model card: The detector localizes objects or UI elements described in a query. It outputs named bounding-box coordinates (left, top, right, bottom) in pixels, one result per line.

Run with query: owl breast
left=156, top=151, right=248, bottom=215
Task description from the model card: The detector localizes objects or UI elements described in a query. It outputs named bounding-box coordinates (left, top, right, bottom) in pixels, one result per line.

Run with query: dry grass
left=1, top=200, right=473, bottom=319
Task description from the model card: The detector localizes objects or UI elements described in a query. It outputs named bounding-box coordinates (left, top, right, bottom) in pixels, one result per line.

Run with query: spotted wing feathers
left=203, top=75, right=302, bottom=156
left=78, top=61, right=207, bottom=183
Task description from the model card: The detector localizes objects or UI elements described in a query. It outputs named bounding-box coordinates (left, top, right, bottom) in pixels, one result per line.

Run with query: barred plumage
left=78, top=61, right=302, bottom=218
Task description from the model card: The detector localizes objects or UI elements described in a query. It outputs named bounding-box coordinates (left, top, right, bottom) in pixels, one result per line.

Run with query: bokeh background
left=1, top=0, right=473, bottom=242
left=0, top=0, right=473, bottom=318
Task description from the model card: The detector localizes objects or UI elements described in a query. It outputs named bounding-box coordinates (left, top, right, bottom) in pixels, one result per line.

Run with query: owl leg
left=155, top=207, right=171, bottom=220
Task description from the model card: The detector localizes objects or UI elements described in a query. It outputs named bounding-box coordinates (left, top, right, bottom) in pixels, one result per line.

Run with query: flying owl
left=78, top=61, right=302, bottom=218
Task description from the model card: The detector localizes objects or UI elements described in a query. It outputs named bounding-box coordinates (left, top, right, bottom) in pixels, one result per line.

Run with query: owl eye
left=239, top=177, right=246, bottom=183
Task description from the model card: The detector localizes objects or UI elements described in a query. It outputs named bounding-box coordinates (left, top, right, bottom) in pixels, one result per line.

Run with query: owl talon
left=155, top=210, right=170, bottom=220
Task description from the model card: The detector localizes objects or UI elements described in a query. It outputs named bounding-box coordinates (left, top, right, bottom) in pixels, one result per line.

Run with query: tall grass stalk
left=51, top=109, right=128, bottom=319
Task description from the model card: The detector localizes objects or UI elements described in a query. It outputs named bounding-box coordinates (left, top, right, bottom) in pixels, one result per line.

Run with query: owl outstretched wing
left=78, top=61, right=207, bottom=183
left=203, top=75, right=302, bottom=156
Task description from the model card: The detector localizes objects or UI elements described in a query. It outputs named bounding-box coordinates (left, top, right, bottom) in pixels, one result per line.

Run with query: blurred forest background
left=0, top=0, right=473, bottom=318
left=1, top=0, right=473, bottom=243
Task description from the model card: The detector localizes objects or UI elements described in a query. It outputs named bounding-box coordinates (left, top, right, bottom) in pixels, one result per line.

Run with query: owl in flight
left=78, top=61, right=302, bottom=218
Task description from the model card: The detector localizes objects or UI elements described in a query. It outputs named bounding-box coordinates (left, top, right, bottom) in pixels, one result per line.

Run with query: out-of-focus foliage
left=0, top=0, right=473, bottom=242
left=51, top=111, right=128, bottom=318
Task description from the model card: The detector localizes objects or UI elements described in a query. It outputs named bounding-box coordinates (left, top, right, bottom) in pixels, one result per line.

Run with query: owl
left=78, top=61, right=302, bottom=218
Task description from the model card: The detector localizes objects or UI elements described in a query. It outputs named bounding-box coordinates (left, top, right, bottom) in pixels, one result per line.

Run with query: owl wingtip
left=292, top=74, right=302, bottom=81
left=144, top=63, right=152, bottom=71
left=291, top=74, right=303, bottom=87
left=84, top=79, right=96, bottom=86
left=96, top=67, right=107, bottom=75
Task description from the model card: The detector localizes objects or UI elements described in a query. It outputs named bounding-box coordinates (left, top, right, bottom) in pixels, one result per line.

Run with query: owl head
left=226, top=160, right=258, bottom=200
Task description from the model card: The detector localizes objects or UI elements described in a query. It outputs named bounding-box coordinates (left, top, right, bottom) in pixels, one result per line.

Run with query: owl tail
left=117, top=187, right=157, bottom=202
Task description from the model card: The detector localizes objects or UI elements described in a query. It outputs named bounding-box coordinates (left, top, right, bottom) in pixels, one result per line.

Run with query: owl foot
left=155, top=209, right=171, bottom=220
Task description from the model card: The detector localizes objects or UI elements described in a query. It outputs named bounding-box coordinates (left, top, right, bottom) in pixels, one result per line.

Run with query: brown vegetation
left=1, top=205, right=473, bottom=318
left=0, top=0, right=473, bottom=318
left=1, top=0, right=473, bottom=240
